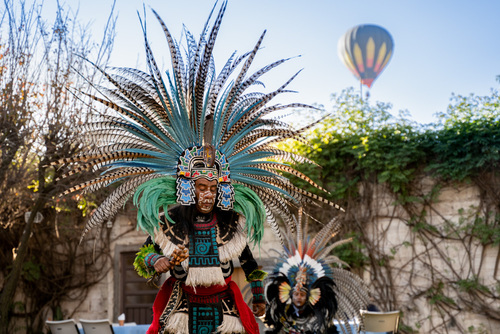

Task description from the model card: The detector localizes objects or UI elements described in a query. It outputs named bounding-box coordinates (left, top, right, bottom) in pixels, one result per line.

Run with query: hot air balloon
left=338, top=24, right=394, bottom=89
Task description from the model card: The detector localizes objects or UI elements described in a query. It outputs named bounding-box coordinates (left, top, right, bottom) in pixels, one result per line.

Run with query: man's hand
left=153, top=257, right=172, bottom=273
left=153, top=245, right=189, bottom=273
left=252, top=302, right=266, bottom=317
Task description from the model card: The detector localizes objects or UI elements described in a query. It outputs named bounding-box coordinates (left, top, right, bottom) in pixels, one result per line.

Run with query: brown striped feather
left=79, top=174, right=162, bottom=242
left=220, top=30, right=267, bottom=136
left=56, top=152, right=154, bottom=181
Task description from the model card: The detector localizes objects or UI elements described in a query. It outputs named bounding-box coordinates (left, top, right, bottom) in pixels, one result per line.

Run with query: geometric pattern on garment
left=153, top=212, right=247, bottom=275
left=188, top=292, right=223, bottom=334
left=186, top=216, right=224, bottom=286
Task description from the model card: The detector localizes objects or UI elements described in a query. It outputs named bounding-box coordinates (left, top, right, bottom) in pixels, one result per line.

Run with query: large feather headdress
left=53, top=1, right=341, bottom=244
left=265, top=217, right=370, bottom=334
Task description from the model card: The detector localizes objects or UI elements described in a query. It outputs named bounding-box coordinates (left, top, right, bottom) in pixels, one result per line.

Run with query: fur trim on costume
left=219, top=217, right=247, bottom=262
left=153, top=227, right=190, bottom=272
left=165, top=312, right=188, bottom=334
left=185, top=267, right=226, bottom=287
left=155, top=215, right=247, bottom=274
left=217, top=315, right=246, bottom=334
left=154, top=227, right=179, bottom=257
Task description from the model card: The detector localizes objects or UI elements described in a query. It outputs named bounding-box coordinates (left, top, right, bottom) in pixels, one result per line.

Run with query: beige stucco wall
left=59, top=214, right=147, bottom=323
left=366, top=178, right=500, bottom=333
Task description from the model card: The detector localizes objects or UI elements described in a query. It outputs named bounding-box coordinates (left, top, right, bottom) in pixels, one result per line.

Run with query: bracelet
left=144, top=253, right=164, bottom=269
left=250, top=280, right=265, bottom=303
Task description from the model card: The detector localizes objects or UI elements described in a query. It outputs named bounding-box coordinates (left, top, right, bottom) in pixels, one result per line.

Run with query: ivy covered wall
left=288, top=88, right=500, bottom=333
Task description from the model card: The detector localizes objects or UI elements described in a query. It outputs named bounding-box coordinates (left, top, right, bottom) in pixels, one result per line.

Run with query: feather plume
left=263, top=204, right=284, bottom=246
left=55, top=1, right=341, bottom=243
left=266, top=216, right=370, bottom=334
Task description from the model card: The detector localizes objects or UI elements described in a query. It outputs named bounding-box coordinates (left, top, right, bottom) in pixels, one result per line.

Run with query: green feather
left=133, top=244, right=162, bottom=279
left=233, top=183, right=266, bottom=246
left=133, top=176, right=178, bottom=236
left=133, top=177, right=265, bottom=245
left=246, top=269, right=268, bottom=282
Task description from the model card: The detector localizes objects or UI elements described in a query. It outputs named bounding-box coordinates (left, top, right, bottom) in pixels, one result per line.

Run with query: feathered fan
left=52, top=1, right=341, bottom=245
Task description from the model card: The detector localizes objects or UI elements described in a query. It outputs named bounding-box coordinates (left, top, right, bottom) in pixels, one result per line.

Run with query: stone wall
left=365, top=178, right=500, bottom=333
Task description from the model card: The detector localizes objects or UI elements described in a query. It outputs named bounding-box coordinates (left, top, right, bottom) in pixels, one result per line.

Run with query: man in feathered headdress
left=53, top=1, right=343, bottom=334
left=264, top=218, right=370, bottom=334
left=133, top=143, right=268, bottom=334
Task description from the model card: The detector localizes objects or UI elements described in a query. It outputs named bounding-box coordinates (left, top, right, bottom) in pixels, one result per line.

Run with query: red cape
left=147, top=276, right=259, bottom=334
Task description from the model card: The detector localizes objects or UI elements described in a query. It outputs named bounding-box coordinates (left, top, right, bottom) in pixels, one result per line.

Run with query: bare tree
left=0, top=0, right=117, bottom=332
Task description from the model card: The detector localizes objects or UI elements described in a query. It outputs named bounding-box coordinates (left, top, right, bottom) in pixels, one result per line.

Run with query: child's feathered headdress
left=52, top=1, right=341, bottom=244
left=265, top=216, right=370, bottom=333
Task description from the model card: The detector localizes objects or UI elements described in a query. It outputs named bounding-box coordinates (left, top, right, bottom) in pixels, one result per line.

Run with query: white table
left=77, top=323, right=149, bottom=334
left=112, top=324, right=149, bottom=334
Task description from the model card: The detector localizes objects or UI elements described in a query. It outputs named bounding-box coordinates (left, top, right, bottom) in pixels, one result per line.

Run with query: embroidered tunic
left=141, top=206, right=263, bottom=334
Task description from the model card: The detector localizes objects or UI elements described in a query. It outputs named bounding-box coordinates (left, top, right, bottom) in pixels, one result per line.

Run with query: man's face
left=292, top=289, right=307, bottom=308
left=194, top=178, right=217, bottom=214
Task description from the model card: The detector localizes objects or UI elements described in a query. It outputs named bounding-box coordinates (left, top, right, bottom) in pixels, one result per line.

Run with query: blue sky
left=46, top=0, right=500, bottom=124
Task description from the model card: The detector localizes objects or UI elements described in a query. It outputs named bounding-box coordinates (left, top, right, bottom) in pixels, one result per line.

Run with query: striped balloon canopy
left=338, top=24, right=394, bottom=88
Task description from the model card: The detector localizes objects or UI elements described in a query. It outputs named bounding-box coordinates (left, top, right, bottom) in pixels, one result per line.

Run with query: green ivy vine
left=284, top=87, right=500, bottom=333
